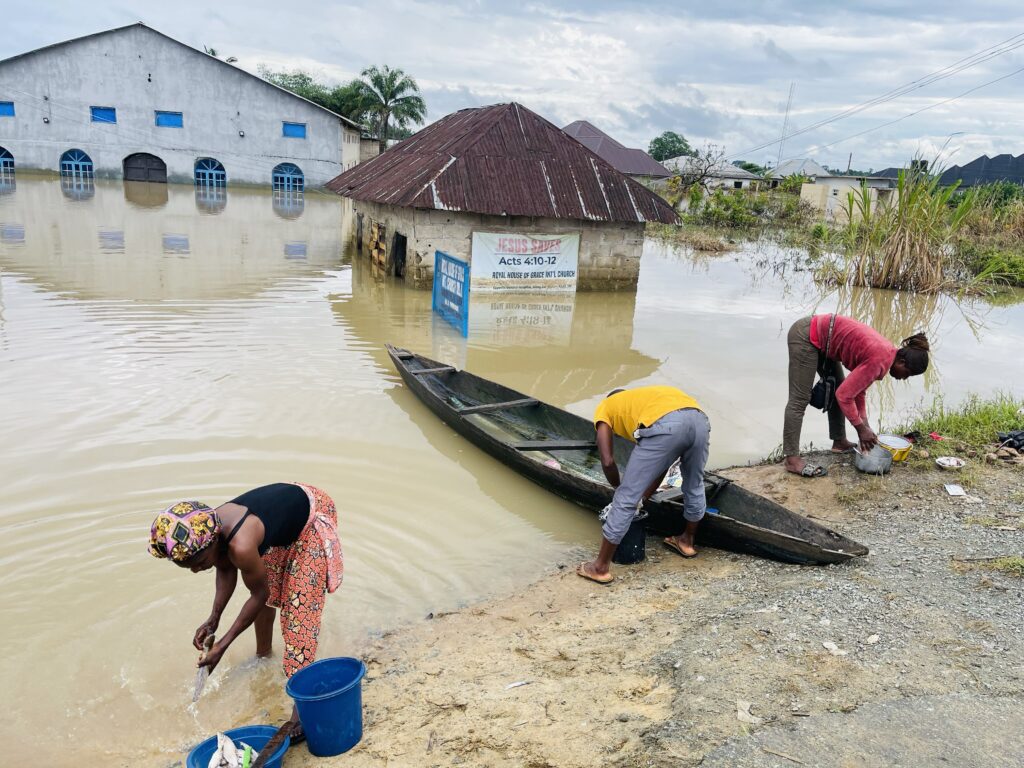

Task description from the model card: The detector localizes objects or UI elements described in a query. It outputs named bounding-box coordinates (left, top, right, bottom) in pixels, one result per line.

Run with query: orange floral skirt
left=262, top=483, right=343, bottom=677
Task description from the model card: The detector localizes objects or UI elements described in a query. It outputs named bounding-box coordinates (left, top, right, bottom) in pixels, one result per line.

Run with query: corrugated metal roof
left=562, top=120, right=672, bottom=178
left=939, top=154, right=1024, bottom=188
left=326, top=103, right=679, bottom=224
left=771, top=158, right=830, bottom=179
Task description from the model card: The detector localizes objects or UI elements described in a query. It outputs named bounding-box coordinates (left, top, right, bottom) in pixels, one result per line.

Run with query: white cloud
left=5, top=1, right=1024, bottom=168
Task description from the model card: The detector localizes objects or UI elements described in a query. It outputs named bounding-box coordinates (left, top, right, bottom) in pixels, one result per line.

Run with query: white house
left=0, top=23, right=363, bottom=189
left=662, top=156, right=762, bottom=190
left=800, top=174, right=897, bottom=221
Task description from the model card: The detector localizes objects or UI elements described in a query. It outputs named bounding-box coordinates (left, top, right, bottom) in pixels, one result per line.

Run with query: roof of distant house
left=562, top=120, right=672, bottom=178
left=326, top=103, right=679, bottom=224
left=0, top=22, right=363, bottom=130
left=938, top=153, right=1024, bottom=187
left=663, top=156, right=761, bottom=180
left=771, top=158, right=831, bottom=178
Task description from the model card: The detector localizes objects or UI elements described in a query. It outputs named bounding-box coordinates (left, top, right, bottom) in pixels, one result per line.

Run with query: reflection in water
left=98, top=228, right=125, bottom=253
left=0, top=179, right=347, bottom=301
left=272, top=189, right=304, bottom=220
left=161, top=233, right=190, bottom=254
left=284, top=241, right=308, bottom=259
left=3, top=178, right=1024, bottom=767
left=60, top=175, right=95, bottom=200
left=1, top=222, right=24, bottom=245
left=123, top=180, right=169, bottom=209
left=195, top=184, right=226, bottom=215
left=0, top=169, right=15, bottom=195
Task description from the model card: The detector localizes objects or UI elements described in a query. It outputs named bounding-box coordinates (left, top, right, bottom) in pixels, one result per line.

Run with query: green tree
left=356, top=65, right=427, bottom=153
left=648, top=131, right=694, bottom=162
left=258, top=66, right=370, bottom=125
left=733, top=160, right=766, bottom=176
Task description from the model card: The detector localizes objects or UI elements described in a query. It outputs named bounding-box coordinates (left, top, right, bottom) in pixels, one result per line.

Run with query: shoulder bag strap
left=822, top=313, right=837, bottom=375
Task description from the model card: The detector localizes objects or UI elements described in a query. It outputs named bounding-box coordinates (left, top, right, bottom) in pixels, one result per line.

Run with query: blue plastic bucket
left=186, top=725, right=290, bottom=768
left=286, top=656, right=366, bottom=756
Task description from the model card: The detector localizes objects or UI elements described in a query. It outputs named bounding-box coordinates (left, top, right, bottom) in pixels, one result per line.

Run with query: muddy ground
left=290, top=454, right=1023, bottom=768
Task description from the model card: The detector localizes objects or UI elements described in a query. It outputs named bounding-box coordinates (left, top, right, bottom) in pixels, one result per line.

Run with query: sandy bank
left=289, top=456, right=1024, bottom=768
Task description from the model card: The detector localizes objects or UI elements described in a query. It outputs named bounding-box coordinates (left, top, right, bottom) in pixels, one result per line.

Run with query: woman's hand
left=193, top=617, right=218, bottom=651
left=198, top=640, right=227, bottom=673
left=856, top=423, right=878, bottom=452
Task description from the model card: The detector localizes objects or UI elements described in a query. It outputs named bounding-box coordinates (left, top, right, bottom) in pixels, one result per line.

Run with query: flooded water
left=2, top=178, right=1023, bottom=765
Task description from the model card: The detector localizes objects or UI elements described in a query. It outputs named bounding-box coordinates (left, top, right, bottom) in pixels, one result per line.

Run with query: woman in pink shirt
left=783, top=314, right=930, bottom=477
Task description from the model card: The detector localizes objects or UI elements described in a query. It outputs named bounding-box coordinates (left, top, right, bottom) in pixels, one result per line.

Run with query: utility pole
left=777, top=81, right=795, bottom=168
left=846, top=152, right=852, bottom=174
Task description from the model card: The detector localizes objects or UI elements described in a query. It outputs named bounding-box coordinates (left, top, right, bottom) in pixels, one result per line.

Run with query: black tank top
left=227, top=483, right=310, bottom=555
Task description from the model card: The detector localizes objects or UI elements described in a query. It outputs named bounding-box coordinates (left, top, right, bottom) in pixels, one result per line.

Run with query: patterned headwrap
left=148, top=501, right=221, bottom=562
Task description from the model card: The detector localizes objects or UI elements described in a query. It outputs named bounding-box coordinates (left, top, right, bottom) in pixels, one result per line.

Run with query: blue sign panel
left=432, top=250, right=470, bottom=336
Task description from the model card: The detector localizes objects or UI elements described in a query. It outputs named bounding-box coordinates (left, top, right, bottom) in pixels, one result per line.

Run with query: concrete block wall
left=353, top=200, right=645, bottom=291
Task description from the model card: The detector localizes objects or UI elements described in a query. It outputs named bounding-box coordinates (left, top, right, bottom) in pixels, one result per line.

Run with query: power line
left=730, top=30, right=1024, bottom=160
left=806, top=62, right=1024, bottom=154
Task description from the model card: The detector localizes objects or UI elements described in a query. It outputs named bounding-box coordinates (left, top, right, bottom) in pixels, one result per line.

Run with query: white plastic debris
left=822, top=641, right=848, bottom=656
left=736, top=700, right=764, bottom=725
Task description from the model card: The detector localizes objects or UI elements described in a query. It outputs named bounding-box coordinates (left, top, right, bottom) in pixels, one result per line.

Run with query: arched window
left=194, top=157, right=226, bottom=187
left=60, top=149, right=93, bottom=179
left=272, top=162, right=304, bottom=192
left=0, top=146, right=13, bottom=172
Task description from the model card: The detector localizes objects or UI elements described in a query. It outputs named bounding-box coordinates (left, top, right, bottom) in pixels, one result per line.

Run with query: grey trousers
left=603, top=409, right=711, bottom=545
left=783, top=316, right=847, bottom=457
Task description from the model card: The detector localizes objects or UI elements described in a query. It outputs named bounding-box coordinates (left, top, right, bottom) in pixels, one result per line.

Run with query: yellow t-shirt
left=593, top=386, right=701, bottom=442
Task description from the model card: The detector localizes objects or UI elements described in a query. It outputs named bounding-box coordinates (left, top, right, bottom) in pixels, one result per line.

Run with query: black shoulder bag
left=809, top=314, right=838, bottom=412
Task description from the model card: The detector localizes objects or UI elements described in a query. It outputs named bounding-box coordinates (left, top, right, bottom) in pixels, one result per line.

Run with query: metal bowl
left=854, top=445, right=893, bottom=475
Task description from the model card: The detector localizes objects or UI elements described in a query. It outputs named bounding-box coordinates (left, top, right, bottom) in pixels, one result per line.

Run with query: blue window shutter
left=90, top=106, right=116, bottom=124
left=0, top=102, right=14, bottom=117
left=283, top=122, right=307, bottom=139
left=155, top=111, right=183, bottom=128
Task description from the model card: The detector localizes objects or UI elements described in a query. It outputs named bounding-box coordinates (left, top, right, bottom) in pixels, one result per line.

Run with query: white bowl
left=935, top=456, right=966, bottom=470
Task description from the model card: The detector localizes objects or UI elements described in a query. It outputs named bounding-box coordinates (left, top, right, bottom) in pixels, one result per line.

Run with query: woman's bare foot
left=831, top=438, right=856, bottom=453
left=785, top=455, right=807, bottom=474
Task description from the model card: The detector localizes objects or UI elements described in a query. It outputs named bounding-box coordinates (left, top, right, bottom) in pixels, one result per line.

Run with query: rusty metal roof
left=562, top=120, right=671, bottom=178
left=325, top=103, right=679, bottom=224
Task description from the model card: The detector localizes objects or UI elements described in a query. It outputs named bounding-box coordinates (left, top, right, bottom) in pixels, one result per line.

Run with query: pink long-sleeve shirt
left=810, top=315, right=897, bottom=427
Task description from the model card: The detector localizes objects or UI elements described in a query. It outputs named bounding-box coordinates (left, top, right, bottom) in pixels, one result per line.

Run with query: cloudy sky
left=7, top=1, right=1024, bottom=169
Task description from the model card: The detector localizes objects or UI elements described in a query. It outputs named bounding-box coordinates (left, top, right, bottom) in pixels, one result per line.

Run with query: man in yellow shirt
left=578, top=386, right=710, bottom=584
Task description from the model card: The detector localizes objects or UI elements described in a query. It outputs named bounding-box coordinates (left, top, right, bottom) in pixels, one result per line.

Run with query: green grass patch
left=897, top=393, right=1024, bottom=451
left=983, top=556, right=1024, bottom=578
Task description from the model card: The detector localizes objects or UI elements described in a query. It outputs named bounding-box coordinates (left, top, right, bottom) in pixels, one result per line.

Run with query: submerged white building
left=0, top=23, right=363, bottom=189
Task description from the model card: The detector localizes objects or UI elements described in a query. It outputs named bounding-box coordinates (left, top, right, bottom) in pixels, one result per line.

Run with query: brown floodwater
left=2, top=178, right=1022, bottom=765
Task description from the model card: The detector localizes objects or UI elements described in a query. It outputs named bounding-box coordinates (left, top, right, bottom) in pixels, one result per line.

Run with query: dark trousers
left=783, top=316, right=847, bottom=456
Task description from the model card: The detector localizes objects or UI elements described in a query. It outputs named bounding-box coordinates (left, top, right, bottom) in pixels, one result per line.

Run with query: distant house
left=562, top=120, right=671, bottom=181
left=938, top=154, right=1024, bottom=188
left=0, top=23, right=363, bottom=188
left=769, top=158, right=831, bottom=181
left=661, top=156, right=762, bottom=190
left=327, top=103, right=678, bottom=291
left=800, top=173, right=897, bottom=221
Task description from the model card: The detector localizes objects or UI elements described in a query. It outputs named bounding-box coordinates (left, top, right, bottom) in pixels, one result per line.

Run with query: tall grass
left=840, top=167, right=975, bottom=292
left=897, top=393, right=1024, bottom=450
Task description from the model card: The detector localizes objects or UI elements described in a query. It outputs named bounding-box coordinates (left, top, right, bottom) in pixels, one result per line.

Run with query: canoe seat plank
left=650, top=488, right=684, bottom=504
left=394, top=351, right=414, bottom=360
left=411, top=366, right=456, bottom=375
left=513, top=440, right=597, bottom=451
left=457, top=398, right=538, bottom=415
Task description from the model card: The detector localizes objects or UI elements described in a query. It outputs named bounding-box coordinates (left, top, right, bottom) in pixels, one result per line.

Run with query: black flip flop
left=795, top=463, right=827, bottom=478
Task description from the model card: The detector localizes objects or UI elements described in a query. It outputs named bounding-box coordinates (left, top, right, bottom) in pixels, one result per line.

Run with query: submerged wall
left=352, top=200, right=645, bottom=291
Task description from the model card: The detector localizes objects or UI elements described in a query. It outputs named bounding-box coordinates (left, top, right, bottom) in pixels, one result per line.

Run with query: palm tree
left=356, top=66, right=426, bottom=153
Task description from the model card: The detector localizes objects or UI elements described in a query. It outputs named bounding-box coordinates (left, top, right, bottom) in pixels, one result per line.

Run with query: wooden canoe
left=387, top=345, right=868, bottom=565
